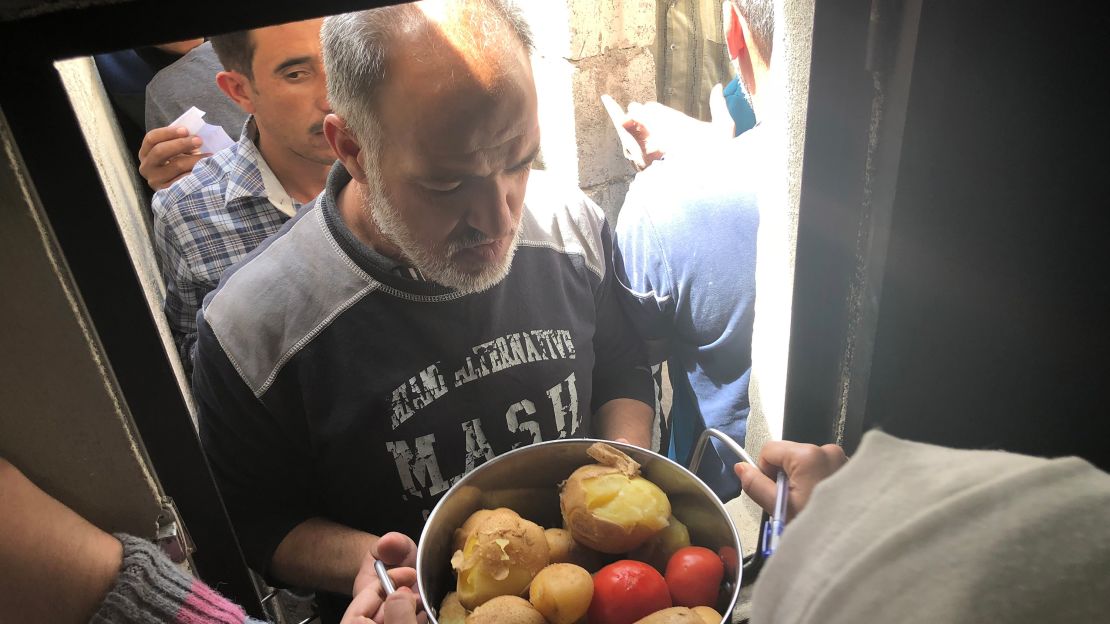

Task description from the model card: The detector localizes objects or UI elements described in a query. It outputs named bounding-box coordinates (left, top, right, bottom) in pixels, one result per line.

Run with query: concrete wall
left=520, top=0, right=656, bottom=224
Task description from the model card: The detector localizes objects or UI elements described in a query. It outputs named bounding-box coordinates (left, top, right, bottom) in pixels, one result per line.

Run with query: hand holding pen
left=342, top=561, right=423, bottom=624
left=734, top=441, right=849, bottom=549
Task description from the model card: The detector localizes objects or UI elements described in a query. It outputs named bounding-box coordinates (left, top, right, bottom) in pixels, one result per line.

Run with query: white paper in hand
left=171, top=106, right=235, bottom=155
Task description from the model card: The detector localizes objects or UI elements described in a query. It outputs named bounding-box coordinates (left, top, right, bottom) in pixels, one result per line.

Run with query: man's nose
left=315, top=77, right=332, bottom=112
left=465, top=177, right=516, bottom=240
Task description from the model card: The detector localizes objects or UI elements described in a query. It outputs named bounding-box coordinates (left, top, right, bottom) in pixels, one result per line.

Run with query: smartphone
left=600, top=94, right=646, bottom=170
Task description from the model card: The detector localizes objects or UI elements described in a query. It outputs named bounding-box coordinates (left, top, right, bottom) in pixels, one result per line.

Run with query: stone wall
left=520, top=0, right=656, bottom=223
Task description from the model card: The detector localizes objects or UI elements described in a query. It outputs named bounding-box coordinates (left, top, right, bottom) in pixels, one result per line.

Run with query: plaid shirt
left=152, top=117, right=298, bottom=375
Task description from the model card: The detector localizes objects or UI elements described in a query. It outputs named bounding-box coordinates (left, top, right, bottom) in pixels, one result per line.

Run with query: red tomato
left=664, top=546, right=725, bottom=607
left=718, top=545, right=740, bottom=578
left=588, top=560, right=672, bottom=624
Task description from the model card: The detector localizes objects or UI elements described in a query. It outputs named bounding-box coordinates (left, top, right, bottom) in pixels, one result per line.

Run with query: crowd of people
left=4, top=0, right=1107, bottom=623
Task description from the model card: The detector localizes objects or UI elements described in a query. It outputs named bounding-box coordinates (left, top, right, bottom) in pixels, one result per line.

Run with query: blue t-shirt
left=614, top=126, right=765, bottom=498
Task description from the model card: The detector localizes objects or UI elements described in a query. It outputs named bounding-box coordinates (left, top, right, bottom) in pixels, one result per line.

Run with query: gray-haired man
left=192, top=2, right=655, bottom=621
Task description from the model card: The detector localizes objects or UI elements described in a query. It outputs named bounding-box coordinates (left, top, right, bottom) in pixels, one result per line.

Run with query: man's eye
left=421, top=180, right=462, bottom=193
left=510, top=157, right=536, bottom=173
left=285, top=70, right=309, bottom=81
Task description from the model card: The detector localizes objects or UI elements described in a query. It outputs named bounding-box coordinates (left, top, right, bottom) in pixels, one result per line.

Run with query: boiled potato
left=451, top=508, right=550, bottom=609
left=544, top=528, right=604, bottom=571
left=438, top=591, right=468, bottom=624
left=692, top=606, right=723, bottom=624
left=633, top=606, right=707, bottom=624
left=629, top=515, right=691, bottom=570
left=528, top=563, right=593, bottom=624
left=466, top=595, right=546, bottom=624
left=453, top=508, right=497, bottom=553
left=560, top=443, right=671, bottom=553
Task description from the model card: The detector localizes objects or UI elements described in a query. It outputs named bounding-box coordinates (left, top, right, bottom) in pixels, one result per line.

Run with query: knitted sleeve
left=90, top=534, right=268, bottom=624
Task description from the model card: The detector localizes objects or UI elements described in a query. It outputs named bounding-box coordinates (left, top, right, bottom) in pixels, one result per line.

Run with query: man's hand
left=341, top=573, right=425, bottom=624
left=735, top=441, right=848, bottom=521
left=621, top=83, right=735, bottom=169
left=353, top=532, right=418, bottom=596
left=138, top=126, right=208, bottom=191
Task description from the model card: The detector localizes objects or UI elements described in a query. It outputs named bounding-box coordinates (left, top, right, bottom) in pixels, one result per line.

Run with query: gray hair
left=731, top=0, right=774, bottom=62
left=322, top=0, right=534, bottom=152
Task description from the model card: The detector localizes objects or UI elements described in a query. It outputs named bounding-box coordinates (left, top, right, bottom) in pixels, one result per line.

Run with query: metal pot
left=416, top=435, right=743, bottom=623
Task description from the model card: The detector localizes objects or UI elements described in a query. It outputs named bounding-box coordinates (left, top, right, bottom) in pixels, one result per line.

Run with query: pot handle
left=688, top=428, right=774, bottom=586
left=688, top=428, right=758, bottom=473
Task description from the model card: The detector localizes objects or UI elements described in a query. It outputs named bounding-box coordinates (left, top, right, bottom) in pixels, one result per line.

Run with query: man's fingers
left=373, top=532, right=418, bottom=567
left=144, top=153, right=206, bottom=191
left=138, top=126, right=188, bottom=158
left=145, top=136, right=203, bottom=165
left=382, top=588, right=421, bottom=624
left=754, top=440, right=792, bottom=478
left=387, top=566, right=418, bottom=590
left=735, top=462, right=778, bottom=514
left=341, top=583, right=385, bottom=624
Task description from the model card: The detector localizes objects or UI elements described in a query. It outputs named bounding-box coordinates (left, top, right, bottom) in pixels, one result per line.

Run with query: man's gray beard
left=361, top=173, right=520, bottom=294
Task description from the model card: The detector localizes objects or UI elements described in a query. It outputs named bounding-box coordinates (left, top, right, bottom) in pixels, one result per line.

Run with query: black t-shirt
left=193, top=166, right=653, bottom=622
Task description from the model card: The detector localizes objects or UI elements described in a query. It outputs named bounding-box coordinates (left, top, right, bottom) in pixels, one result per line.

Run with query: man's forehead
left=251, top=20, right=323, bottom=63
left=379, top=60, right=537, bottom=155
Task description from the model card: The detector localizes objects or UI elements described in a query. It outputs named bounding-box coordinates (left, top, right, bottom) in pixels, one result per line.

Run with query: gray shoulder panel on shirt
left=203, top=208, right=375, bottom=397
left=518, top=170, right=607, bottom=280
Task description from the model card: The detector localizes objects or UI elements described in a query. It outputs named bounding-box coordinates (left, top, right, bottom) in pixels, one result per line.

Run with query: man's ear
left=215, top=71, right=256, bottom=114
left=324, top=114, right=369, bottom=184
left=723, top=0, right=746, bottom=63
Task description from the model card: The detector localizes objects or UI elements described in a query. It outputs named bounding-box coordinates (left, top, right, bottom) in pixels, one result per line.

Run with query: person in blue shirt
left=614, top=0, right=775, bottom=499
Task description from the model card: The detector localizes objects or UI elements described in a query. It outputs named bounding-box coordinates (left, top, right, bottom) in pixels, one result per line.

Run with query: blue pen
left=762, top=470, right=788, bottom=558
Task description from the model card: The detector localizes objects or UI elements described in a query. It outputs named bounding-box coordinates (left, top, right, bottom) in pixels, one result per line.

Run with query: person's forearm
left=0, top=459, right=122, bottom=623
left=270, top=517, right=378, bottom=595
left=595, top=398, right=654, bottom=448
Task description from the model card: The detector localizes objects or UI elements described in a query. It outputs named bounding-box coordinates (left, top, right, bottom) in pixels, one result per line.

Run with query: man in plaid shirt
left=152, top=18, right=335, bottom=375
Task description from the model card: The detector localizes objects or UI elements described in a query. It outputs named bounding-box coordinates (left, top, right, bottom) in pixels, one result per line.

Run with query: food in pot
left=543, top=527, right=604, bottom=571
left=438, top=591, right=468, bottom=624
left=527, top=563, right=594, bottom=624
left=451, top=508, right=550, bottom=609
left=452, top=508, right=497, bottom=553
left=465, top=595, right=546, bottom=624
left=588, top=559, right=672, bottom=624
left=633, top=606, right=715, bottom=624
left=559, top=443, right=672, bottom=553
left=692, top=606, right=723, bottom=624
left=664, top=546, right=725, bottom=608
left=630, top=515, right=691, bottom=571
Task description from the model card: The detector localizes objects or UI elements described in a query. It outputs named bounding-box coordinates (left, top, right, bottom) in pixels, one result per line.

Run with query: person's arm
left=589, top=218, right=657, bottom=448
left=269, top=521, right=417, bottom=596
left=194, top=315, right=418, bottom=596
left=594, top=398, right=654, bottom=448
left=151, top=193, right=203, bottom=372
left=0, top=458, right=122, bottom=623
left=734, top=441, right=849, bottom=521
left=139, top=126, right=209, bottom=190
left=0, top=457, right=418, bottom=624
left=611, top=182, right=680, bottom=366
left=619, top=83, right=735, bottom=169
